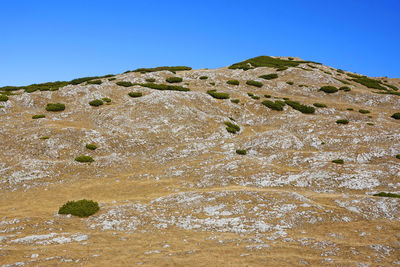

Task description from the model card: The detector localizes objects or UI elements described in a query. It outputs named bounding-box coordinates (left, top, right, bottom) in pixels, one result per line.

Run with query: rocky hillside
left=0, top=56, right=399, bottom=266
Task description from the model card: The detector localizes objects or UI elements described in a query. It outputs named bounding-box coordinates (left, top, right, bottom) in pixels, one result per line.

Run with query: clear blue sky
left=1, top=0, right=399, bottom=86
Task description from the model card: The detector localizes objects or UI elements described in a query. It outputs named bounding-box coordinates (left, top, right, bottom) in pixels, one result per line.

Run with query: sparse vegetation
left=347, top=108, right=354, bottom=111
left=39, top=136, right=50, bottom=140
left=128, top=92, right=143, bottom=98
left=145, top=78, right=156, bottom=83
left=372, top=192, right=400, bottom=198
left=313, top=103, right=327, bottom=108
left=228, top=56, right=319, bottom=70
left=75, top=155, right=94, bottom=163
left=334, top=78, right=350, bottom=85
left=87, top=79, right=102, bottom=85
left=129, top=66, right=192, bottom=73
left=236, top=149, right=247, bottom=155
left=397, top=154, right=400, bottom=159
left=46, top=103, right=65, bottom=112
left=349, top=74, right=386, bottom=90
left=227, top=80, right=240, bottom=85
left=286, top=81, right=294, bottom=85
left=86, top=144, right=97, bottom=150
left=209, top=82, right=215, bottom=86
left=332, top=159, right=344, bottom=164
left=102, top=97, right=111, bottom=103
left=284, top=100, right=315, bottom=114
left=207, top=90, right=229, bottom=99
left=337, top=69, right=345, bottom=74
left=199, top=76, right=208, bottom=80
left=264, top=94, right=271, bottom=98
left=262, top=100, right=286, bottom=111
left=140, top=83, right=189, bottom=92
left=116, top=81, right=134, bottom=87
left=32, top=114, right=45, bottom=119
left=166, top=77, right=183, bottom=83
left=58, top=199, right=100, bottom=217
left=259, top=74, right=278, bottom=80
left=319, top=86, right=338, bottom=93
left=89, top=99, right=104, bottom=106
left=225, top=121, right=240, bottom=134
left=0, top=95, right=9, bottom=101
left=339, top=86, right=351, bottom=92
left=231, top=99, right=240, bottom=104
left=336, top=119, right=349, bottom=124
left=391, top=113, right=400, bottom=120
left=108, top=78, right=116, bottom=81
left=246, top=80, right=263, bottom=88
left=359, top=109, right=370, bottom=114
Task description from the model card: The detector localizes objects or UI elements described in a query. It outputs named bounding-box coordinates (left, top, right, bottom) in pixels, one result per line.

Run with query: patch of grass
left=102, top=97, right=111, bottom=103
left=108, top=78, right=116, bottom=81
left=348, top=74, right=386, bottom=90
left=199, top=76, right=208, bottom=80
left=367, top=123, right=374, bottom=126
left=228, top=56, right=319, bottom=70
left=396, top=154, right=400, bottom=159
left=332, top=159, right=344, bottom=164
left=87, top=79, right=102, bottom=85
left=383, top=83, right=398, bottom=91
left=236, top=149, right=247, bottom=155
left=116, top=81, right=134, bottom=87
left=334, top=78, right=351, bottom=85
left=298, top=84, right=307, bottom=88
left=209, top=82, right=215, bottom=86
left=227, top=80, right=240, bottom=85
left=128, top=92, right=143, bottom=98
left=39, top=136, right=50, bottom=140
left=0, top=95, right=9, bottom=101
left=69, top=74, right=113, bottom=85
left=89, top=99, right=104, bottom=107
left=347, top=108, right=354, bottom=111
left=166, top=77, right=183, bottom=83
left=145, top=78, right=156, bottom=83
left=284, top=100, right=315, bottom=114
left=286, top=81, right=294, bottom=85
left=46, top=103, right=65, bottom=112
left=207, top=90, right=229, bottom=99
left=75, top=155, right=94, bottom=163
left=375, top=90, right=400, bottom=96
left=129, top=66, right=192, bottom=73
left=32, top=114, right=45, bottom=119
left=373, top=192, right=400, bottom=198
left=246, top=80, right=263, bottom=88
left=140, top=83, right=189, bottom=92
left=225, top=121, right=240, bottom=134
left=262, top=100, right=286, bottom=111
left=276, top=67, right=288, bottom=71
left=323, top=71, right=332, bottom=75
left=319, top=86, right=338, bottom=93
left=264, top=94, right=271, bottom=98
left=313, top=103, right=327, bottom=108
left=86, top=144, right=97, bottom=150
left=58, top=199, right=100, bottom=217
left=337, top=69, right=345, bottom=74
left=282, top=97, right=290, bottom=100
left=336, top=119, right=349, bottom=124
left=259, top=73, right=278, bottom=80
left=391, top=112, right=400, bottom=120
left=359, top=109, right=370, bottom=114
left=339, top=86, right=351, bottom=92
left=231, top=99, right=240, bottom=104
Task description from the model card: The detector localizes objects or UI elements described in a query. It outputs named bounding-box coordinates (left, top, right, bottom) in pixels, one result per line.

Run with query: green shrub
left=108, top=78, right=116, bottom=81
left=350, top=75, right=386, bottom=90
left=128, top=92, right=143, bottom=98
left=276, top=67, right=288, bottom=71
left=130, top=66, right=191, bottom=73
left=264, top=94, right=271, bottom=98
left=262, top=100, right=286, bottom=111
left=373, top=192, right=400, bottom=198
left=166, top=77, right=183, bottom=83
left=225, top=121, right=240, bottom=134
left=251, top=95, right=260, bottom=100
left=75, top=155, right=94, bottom=163
left=332, top=159, right=344, bottom=164
left=236, top=149, right=247, bottom=155
left=313, top=103, right=327, bottom=108
left=227, top=80, right=239, bottom=85
left=87, top=79, right=102, bottom=85
left=40, top=136, right=50, bottom=140
left=247, top=93, right=254, bottom=97
left=367, top=123, right=374, bottom=126
left=319, top=86, right=338, bottom=93
left=347, top=108, right=354, bottom=111
left=359, top=109, right=370, bottom=114
left=231, top=99, right=240, bottom=104
left=246, top=80, right=263, bottom=88
left=116, top=81, right=134, bottom=87
left=58, top=199, right=100, bottom=217
left=375, top=90, right=400, bottom=96
left=140, top=83, right=189, bottom=92
left=284, top=100, right=315, bottom=114
left=228, top=56, right=319, bottom=70
left=396, top=154, right=400, bottom=159
left=89, top=99, right=104, bottom=106
left=336, top=119, right=349, bottom=124
left=298, top=84, right=308, bottom=88
left=102, top=97, right=111, bottom=103
left=145, top=78, right=156, bottom=83
left=86, top=144, right=97, bottom=150
left=0, top=95, right=9, bottom=101
left=207, top=90, right=229, bottom=99
left=259, top=73, right=278, bottom=80
left=32, top=114, right=45, bottom=119
left=384, top=83, right=399, bottom=91
left=339, top=86, right=351, bottom=92
left=391, top=113, right=400, bottom=120
left=283, top=97, right=290, bottom=100
left=286, top=81, right=294, bottom=85
left=209, top=82, right=216, bottom=86
left=337, top=69, right=345, bottom=74
left=46, top=103, right=65, bottom=111
left=334, top=78, right=350, bottom=85
left=199, top=76, right=208, bottom=80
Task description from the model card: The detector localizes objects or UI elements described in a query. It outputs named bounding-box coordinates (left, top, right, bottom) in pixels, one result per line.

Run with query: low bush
left=228, top=56, right=319, bottom=70
left=337, top=69, right=345, bottom=74
left=207, top=90, right=229, bottom=99
left=40, top=136, right=50, bottom=140
left=46, top=103, right=65, bottom=111
left=227, top=80, right=239, bottom=85
left=108, top=78, right=116, bottom=81
left=264, top=94, right=271, bottom=98
left=236, top=149, right=247, bottom=155
left=319, top=86, right=338, bottom=93
left=128, top=92, right=143, bottom=98
left=339, top=86, right=351, bottom=91
left=116, top=81, right=134, bottom=87
left=349, top=75, right=386, bottom=90
left=285, top=100, right=315, bottom=114
left=140, top=83, right=189, bottom=92
left=199, top=76, right=208, bottom=80
left=332, top=159, right=344, bottom=164
left=246, top=80, right=263, bottom=88
left=225, top=121, right=240, bottom=134
left=0, top=95, right=9, bottom=101
left=286, top=81, right=294, bottom=85
left=102, top=97, right=111, bottom=103
left=251, top=95, right=260, bottom=100
left=375, top=90, right=400, bottom=96
left=373, top=192, right=400, bottom=198
left=166, top=77, right=183, bottom=83
left=334, top=78, right=350, bottom=85
left=276, top=67, right=288, bottom=71
left=336, top=119, right=349, bottom=124
left=231, top=99, right=240, bottom=104
left=32, top=114, right=45, bottom=119
left=75, top=155, right=94, bottom=163
left=359, top=109, right=370, bottom=114
left=89, top=99, right=104, bottom=106
left=391, top=113, right=400, bottom=120
left=209, top=82, right=216, bottom=86
left=145, top=78, right=156, bottom=83
left=87, top=79, right=102, bottom=85
left=130, top=66, right=192, bottom=73
left=259, top=73, right=278, bottom=80
left=347, top=108, right=354, bottom=111
left=397, top=154, right=400, bottom=159
left=313, top=103, right=327, bottom=108
left=86, top=144, right=97, bottom=150
left=58, top=199, right=100, bottom=217
left=262, top=100, right=286, bottom=111
left=384, top=83, right=399, bottom=91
